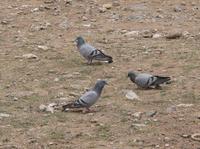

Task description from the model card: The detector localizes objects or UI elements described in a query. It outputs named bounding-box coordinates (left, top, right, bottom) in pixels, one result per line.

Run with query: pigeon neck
left=130, top=75, right=136, bottom=82
left=77, top=40, right=85, bottom=48
left=93, top=84, right=105, bottom=95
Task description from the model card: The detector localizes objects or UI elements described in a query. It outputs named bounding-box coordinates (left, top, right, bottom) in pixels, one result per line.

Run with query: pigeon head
left=128, top=71, right=137, bottom=82
left=75, top=36, right=85, bottom=47
left=93, top=80, right=108, bottom=94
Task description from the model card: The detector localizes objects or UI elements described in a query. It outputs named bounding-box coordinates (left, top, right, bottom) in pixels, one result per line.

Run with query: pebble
left=38, top=45, right=49, bottom=51
left=166, top=32, right=182, bottom=39
left=166, top=106, right=176, bottom=113
left=0, top=113, right=10, bottom=118
left=99, top=7, right=106, bottom=13
left=176, top=103, right=193, bottom=107
left=191, top=133, right=200, bottom=141
left=146, top=110, right=157, bottom=117
left=131, top=123, right=146, bottom=127
left=125, top=90, right=140, bottom=100
left=54, top=78, right=59, bottom=82
left=153, top=33, right=162, bottom=38
left=82, top=16, right=88, bottom=21
left=141, top=30, right=153, bottom=38
left=39, top=104, right=47, bottom=112
left=103, top=3, right=112, bottom=9
left=165, top=143, right=170, bottom=147
left=22, top=53, right=38, bottom=59
left=132, top=112, right=143, bottom=119
left=124, top=30, right=139, bottom=37
left=174, top=6, right=182, bottom=12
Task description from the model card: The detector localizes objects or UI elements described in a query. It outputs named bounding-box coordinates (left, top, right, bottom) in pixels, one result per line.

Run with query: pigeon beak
left=105, top=82, right=108, bottom=85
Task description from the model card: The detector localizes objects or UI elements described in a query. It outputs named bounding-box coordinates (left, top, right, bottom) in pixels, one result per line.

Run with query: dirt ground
left=0, top=0, right=200, bottom=148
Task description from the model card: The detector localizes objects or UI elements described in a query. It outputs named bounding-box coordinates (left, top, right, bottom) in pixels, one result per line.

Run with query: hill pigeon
left=128, top=71, right=171, bottom=89
left=75, top=36, right=113, bottom=64
left=62, top=80, right=107, bottom=112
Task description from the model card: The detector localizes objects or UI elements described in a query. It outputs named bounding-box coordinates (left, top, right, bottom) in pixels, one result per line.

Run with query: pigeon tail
left=91, top=49, right=113, bottom=63
left=153, top=76, right=171, bottom=85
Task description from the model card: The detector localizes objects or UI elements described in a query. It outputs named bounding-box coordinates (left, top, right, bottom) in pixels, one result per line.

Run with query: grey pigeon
left=62, top=80, right=107, bottom=112
left=128, top=71, right=171, bottom=89
left=75, top=36, right=113, bottom=64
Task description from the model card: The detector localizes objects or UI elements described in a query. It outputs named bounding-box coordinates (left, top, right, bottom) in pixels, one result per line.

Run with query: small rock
left=174, top=6, right=182, bottom=12
left=181, top=134, right=190, bottom=138
left=1, top=20, right=9, bottom=25
left=166, top=32, right=182, bottom=39
left=146, top=110, right=157, bottom=117
left=153, top=33, right=162, bottom=38
left=39, top=104, right=47, bottom=112
left=191, top=133, right=200, bottom=141
left=166, top=106, right=176, bottom=113
left=54, top=78, right=59, bottom=82
left=22, top=53, right=38, bottom=59
left=0, top=113, right=10, bottom=118
left=65, top=0, right=72, bottom=5
left=165, top=143, right=170, bottom=147
left=99, top=7, right=106, bottom=13
left=38, top=45, right=49, bottom=51
left=141, top=30, right=153, bottom=38
left=125, top=90, right=140, bottom=100
left=13, top=97, right=18, bottom=101
left=124, top=30, right=139, bottom=37
left=176, top=103, right=193, bottom=107
left=103, top=3, right=112, bottom=9
left=131, top=123, right=146, bottom=127
left=90, top=119, right=98, bottom=123
left=46, top=106, right=54, bottom=113
left=31, top=8, right=39, bottom=12
left=82, top=16, right=88, bottom=21
left=132, top=112, right=143, bottom=119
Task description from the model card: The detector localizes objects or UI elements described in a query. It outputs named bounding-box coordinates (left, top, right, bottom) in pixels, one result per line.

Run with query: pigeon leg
left=87, top=59, right=92, bottom=65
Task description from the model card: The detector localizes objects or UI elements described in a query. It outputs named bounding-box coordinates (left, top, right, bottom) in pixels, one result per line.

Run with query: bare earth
left=0, top=0, right=200, bottom=148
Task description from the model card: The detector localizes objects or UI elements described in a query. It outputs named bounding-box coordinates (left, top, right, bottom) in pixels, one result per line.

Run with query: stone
left=54, top=78, right=59, bottom=82
left=176, top=103, right=193, bottom=107
left=132, top=112, right=143, bottom=119
left=0, top=113, right=10, bottom=118
left=103, top=3, right=112, bottom=9
left=125, top=90, right=140, bottom=100
left=38, top=45, right=49, bottom=51
left=99, top=7, right=106, bottom=13
left=146, top=110, right=157, bottom=117
left=82, top=16, right=88, bottom=21
left=22, top=53, right=38, bottom=59
left=166, top=32, right=182, bottom=39
left=131, top=123, right=146, bottom=127
left=39, top=104, right=47, bottom=111
left=191, top=133, right=200, bottom=141
left=174, top=6, right=182, bottom=12
left=153, top=33, right=162, bottom=38
left=141, top=30, right=153, bottom=38
left=124, top=31, right=139, bottom=37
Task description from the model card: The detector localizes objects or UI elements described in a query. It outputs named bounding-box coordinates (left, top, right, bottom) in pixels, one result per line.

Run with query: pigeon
left=128, top=71, right=171, bottom=89
left=62, top=80, right=107, bottom=112
left=75, top=36, right=113, bottom=64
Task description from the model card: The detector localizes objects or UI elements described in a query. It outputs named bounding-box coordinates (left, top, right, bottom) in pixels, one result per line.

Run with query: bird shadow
left=135, top=86, right=163, bottom=90
left=62, top=108, right=99, bottom=114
